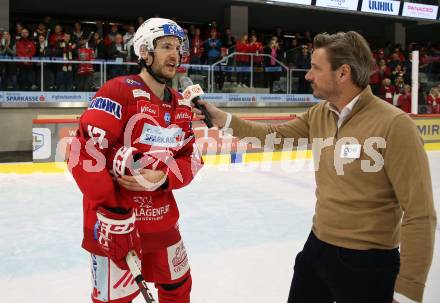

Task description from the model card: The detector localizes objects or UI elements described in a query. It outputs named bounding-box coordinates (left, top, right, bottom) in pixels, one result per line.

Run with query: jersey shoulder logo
left=125, top=78, right=143, bottom=86
left=89, top=97, right=122, bottom=120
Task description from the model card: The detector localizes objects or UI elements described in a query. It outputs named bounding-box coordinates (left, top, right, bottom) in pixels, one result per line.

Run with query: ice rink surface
left=1, top=153, right=439, bottom=303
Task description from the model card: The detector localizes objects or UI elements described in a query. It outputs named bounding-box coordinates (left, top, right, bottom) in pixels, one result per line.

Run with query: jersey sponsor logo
left=125, top=78, right=142, bottom=86
left=137, top=101, right=159, bottom=117
left=167, top=240, right=189, bottom=280
left=134, top=204, right=170, bottom=221
left=133, top=196, right=153, bottom=208
left=139, top=124, right=184, bottom=148
left=175, top=108, right=192, bottom=122
left=162, top=103, right=172, bottom=108
left=89, top=97, right=122, bottom=119
left=132, top=89, right=150, bottom=99
left=164, top=112, right=171, bottom=126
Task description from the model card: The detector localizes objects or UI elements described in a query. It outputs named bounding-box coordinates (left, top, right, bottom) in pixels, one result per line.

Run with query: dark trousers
left=288, top=231, right=399, bottom=303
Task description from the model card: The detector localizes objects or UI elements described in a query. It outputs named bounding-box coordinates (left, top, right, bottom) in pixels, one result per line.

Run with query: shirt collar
left=327, top=94, right=361, bottom=129
left=327, top=94, right=361, bottom=117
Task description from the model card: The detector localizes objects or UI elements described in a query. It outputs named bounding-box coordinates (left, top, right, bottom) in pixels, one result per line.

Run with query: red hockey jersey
left=69, top=74, right=203, bottom=254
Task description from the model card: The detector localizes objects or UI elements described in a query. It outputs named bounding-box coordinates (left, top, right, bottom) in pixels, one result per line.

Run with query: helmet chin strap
left=140, top=53, right=167, bottom=85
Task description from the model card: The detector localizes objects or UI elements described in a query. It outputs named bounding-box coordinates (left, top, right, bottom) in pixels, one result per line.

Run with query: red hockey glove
left=107, top=145, right=144, bottom=178
left=95, top=207, right=141, bottom=270
left=107, top=144, right=171, bottom=178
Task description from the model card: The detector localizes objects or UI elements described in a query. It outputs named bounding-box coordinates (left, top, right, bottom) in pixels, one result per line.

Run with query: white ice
left=0, top=153, right=439, bottom=303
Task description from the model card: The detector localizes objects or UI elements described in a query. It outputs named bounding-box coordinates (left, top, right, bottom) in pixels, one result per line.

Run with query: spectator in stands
left=295, top=44, right=311, bottom=93
left=54, top=33, right=76, bottom=91
left=14, top=22, right=24, bottom=42
left=379, top=78, right=395, bottom=104
left=265, top=37, right=282, bottom=93
left=390, top=64, right=405, bottom=84
left=388, top=52, right=401, bottom=70
left=89, top=31, right=106, bottom=60
left=273, top=27, right=285, bottom=51
left=188, top=24, right=196, bottom=40
left=393, top=45, right=405, bottom=62
left=49, top=24, right=64, bottom=48
left=222, top=28, right=236, bottom=82
left=33, top=23, right=47, bottom=41
left=402, top=53, right=412, bottom=83
left=397, top=84, right=412, bottom=113
left=77, top=36, right=95, bottom=91
left=0, top=30, right=17, bottom=90
left=95, top=20, right=104, bottom=37
left=104, top=24, right=119, bottom=47
left=235, top=33, right=250, bottom=87
left=189, top=28, right=203, bottom=65
left=43, top=16, right=55, bottom=32
left=72, top=21, right=84, bottom=45
left=302, top=31, right=313, bottom=45
left=16, top=28, right=36, bottom=90
left=204, top=20, right=220, bottom=40
left=369, top=59, right=382, bottom=95
left=35, top=34, right=50, bottom=58
left=378, top=58, right=391, bottom=81
left=286, top=38, right=301, bottom=68
left=427, top=87, right=439, bottom=114
left=108, top=33, right=128, bottom=79
left=204, top=29, right=223, bottom=90
left=419, top=48, right=430, bottom=72
left=222, top=28, right=236, bottom=54
left=123, top=25, right=136, bottom=61
left=394, top=75, right=405, bottom=94
left=249, top=34, right=264, bottom=87
left=35, top=34, right=53, bottom=90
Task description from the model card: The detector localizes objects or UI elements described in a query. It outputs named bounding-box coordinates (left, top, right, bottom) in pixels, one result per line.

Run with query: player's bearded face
left=151, top=36, right=181, bottom=80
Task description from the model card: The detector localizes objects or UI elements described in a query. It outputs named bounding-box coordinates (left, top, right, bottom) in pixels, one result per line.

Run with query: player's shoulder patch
left=89, top=97, right=122, bottom=120
left=124, top=77, right=143, bottom=87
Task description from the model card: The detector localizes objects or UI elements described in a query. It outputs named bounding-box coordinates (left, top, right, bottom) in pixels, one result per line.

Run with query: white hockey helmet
left=133, top=18, right=189, bottom=59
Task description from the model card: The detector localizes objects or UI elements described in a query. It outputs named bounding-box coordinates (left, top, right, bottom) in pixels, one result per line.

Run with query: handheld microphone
left=179, top=77, right=213, bottom=128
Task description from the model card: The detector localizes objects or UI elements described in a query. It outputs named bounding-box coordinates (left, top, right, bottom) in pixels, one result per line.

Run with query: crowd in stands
left=0, top=15, right=439, bottom=113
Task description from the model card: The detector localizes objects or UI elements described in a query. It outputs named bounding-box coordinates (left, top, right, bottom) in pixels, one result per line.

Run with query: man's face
left=150, top=36, right=181, bottom=80
left=21, top=29, right=29, bottom=39
left=305, top=48, right=340, bottom=101
left=115, top=34, right=123, bottom=44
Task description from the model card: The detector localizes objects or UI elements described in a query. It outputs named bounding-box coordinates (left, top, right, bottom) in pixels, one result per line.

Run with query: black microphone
left=179, top=77, right=213, bottom=128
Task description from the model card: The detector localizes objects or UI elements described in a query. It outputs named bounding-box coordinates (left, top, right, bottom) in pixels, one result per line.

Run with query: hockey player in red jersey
left=68, top=18, right=203, bottom=303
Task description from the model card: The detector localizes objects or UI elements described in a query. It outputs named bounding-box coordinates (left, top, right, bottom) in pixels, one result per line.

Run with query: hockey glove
left=95, top=206, right=141, bottom=270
